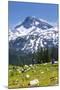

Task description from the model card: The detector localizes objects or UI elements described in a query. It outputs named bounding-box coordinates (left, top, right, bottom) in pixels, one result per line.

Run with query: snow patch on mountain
left=9, top=17, right=58, bottom=53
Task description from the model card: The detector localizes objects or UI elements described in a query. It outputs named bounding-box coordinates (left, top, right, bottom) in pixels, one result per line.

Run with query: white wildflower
left=29, top=79, right=39, bottom=86
left=29, top=64, right=32, bottom=67
left=44, top=63, right=47, bottom=65
left=54, top=61, right=58, bottom=64
left=24, top=65, right=29, bottom=68
left=41, top=71, right=44, bottom=74
left=17, top=69, right=21, bottom=73
left=28, top=67, right=31, bottom=70
left=18, top=71, right=21, bottom=73
left=26, top=74, right=30, bottom=79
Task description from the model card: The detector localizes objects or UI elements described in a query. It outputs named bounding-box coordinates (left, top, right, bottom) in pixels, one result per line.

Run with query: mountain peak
left=22, top=16, right=36, bottom=29
left=15, top=16, right=53, bottom=29
left=9, top=16, right=58, bottom=54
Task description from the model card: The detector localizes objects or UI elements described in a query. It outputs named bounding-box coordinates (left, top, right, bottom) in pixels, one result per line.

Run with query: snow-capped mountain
left=9, top=16, right=58, bottom=54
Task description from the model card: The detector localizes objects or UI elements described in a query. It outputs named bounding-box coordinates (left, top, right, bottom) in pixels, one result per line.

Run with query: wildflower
left=24, top=65, right=29, bottom=68
left=29, top=64, right=32, bottom=67
left=54, top=61, right=58, bottom=64
left=17, top=69, right=21, bottom=73
left=26, top=74, right=30, bottom=79
left=41, top=71, right=44, bottom=74
left=29, top=79, right=39, bottom=86
left=44, top=63, right=47, bottom=65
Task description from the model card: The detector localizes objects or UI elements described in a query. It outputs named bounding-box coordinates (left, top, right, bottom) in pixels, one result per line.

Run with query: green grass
left=8, top=63, right=59, bottom=89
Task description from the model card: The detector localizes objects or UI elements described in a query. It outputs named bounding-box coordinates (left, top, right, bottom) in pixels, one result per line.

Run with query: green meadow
left=8, top=63, right=58, bottom=89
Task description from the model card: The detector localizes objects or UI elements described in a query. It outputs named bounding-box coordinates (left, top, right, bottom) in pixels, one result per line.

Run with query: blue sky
left=8, top=1, right=58, bottom=28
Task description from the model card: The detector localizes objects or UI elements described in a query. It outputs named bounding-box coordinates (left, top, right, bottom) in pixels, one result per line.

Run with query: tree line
left=9, top=46, right=58, bottom=65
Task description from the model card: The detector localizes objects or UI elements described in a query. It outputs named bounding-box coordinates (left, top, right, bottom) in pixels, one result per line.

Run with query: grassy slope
left=8, top=63, right=58, bottom=89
